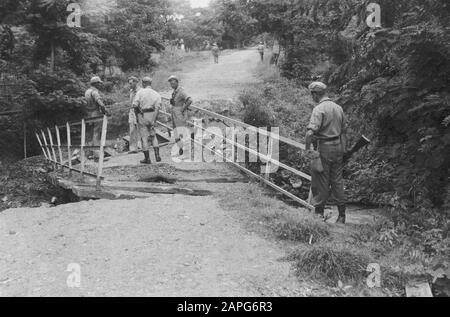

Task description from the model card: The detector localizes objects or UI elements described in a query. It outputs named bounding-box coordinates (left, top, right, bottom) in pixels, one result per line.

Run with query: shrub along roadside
left=233, top=63, right=450, bottom=296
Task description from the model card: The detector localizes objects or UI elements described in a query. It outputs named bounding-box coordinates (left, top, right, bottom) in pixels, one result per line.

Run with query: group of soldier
left=210, top=42, right=266, bottom=64
left=85, top=74, right=192, bottom=165
left=84, top=68, right=348, bottom=225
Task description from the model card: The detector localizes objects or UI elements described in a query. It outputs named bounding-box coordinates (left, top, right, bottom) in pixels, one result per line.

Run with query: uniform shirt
left=129, top=87, right=140, bottom=124
left=212, top=45, right=219, bottom=55
left=257, top=44, right=265, bottom=53
left=129, top=87, right=140, bottom=105
left=133, top=87, right=162, bottom=111
left=85, top=87, right=105, bottom=113
left=308, top=97, right=347, bottom=140
left=171, top=86, right=191, bottom=108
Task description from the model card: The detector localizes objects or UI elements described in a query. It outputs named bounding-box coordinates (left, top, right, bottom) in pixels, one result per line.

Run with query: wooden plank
left=189, top=121, right=312, bottom=181
left=35, top=133, right=48, bottom=160
left=40, top=130, right=53, bottom=167
left=188, top=104, right=306, bottom=150
left=66, top=123, right=72, bottom=176
left=82, top=181, right=213, bottom=196
left=47, top=128, right=58, bottom=164
left=190, top=137, right=314, bottom=210
left=80, top=119, right=86, bottom=180
left=57, top=116, right=105, bottom=129
left=55, top=125, right=64, bottom=170
left=96, top=116, right=108, bottom=190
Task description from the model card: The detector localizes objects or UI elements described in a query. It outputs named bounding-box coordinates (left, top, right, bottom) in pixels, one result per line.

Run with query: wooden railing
left=35, top=115, right=108, bottom=190
left=160, top=97, right=313, bottom=210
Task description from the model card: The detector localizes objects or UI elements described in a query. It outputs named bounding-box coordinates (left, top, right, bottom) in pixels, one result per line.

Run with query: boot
left=315, top=206, right=325, bottom=218
left=154, top=147, right=161, bottom=162
left=140, top=151, right=152, bottom=164
left=336, top=205, right=346, bottom=224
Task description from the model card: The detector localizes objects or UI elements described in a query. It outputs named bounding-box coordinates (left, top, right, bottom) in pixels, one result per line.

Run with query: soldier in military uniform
left=84, top=76, right=108, bottom=159
left=305, top=82, right=348, bottom=224
left=211, top=43, right=220, bottom=64
left=168, top=75, right=193, bottom=156
left=133, top=77, right=162, bottom=164
left=128, top=76, right=142, bottom=154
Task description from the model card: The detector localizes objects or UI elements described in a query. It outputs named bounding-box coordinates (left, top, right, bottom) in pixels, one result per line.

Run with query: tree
left=102, top=0, right=170, bottom=70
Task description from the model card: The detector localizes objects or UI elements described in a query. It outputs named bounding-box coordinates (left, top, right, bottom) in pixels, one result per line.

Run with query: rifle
left=344, top=135, right=371, bottom=163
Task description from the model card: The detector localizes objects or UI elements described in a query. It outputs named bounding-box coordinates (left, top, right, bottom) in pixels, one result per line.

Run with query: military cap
left=308, top=81, right=327, bottom=92
left=128, top=76, right=139, bottom=82
left=168, top=75, right=179, bottom=82
left=142, top=76, right=153, bottom=83
left=90, top=76, right=103, bottom=84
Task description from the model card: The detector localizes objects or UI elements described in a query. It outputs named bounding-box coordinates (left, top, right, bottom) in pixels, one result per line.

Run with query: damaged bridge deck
left=47, top=139, right=250, bottom=201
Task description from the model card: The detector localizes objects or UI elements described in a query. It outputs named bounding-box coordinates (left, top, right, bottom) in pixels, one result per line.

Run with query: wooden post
left=47, top=128, right=58, bottom=165
left=265, top=132, right=274, bottom=183
left=66, top=123, right=72, bottom=177
left=231, top=124, right=236, bottom=164
left=80, top=119, right=86, bottom=181
left=41, top=130, right=54, bottom=169
left=96, top=116, right=108, bottom=190
left=55, top=125, right=64, bottom=171
left=35, top=133, right=48, bottom=160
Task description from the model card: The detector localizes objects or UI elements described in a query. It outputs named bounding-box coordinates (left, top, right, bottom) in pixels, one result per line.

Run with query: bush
left=287, top=244, right=371, bottom=286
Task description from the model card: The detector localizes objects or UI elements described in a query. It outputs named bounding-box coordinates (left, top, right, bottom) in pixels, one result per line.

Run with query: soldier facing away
left=132, top=77, right=162, bottom=164
left=305, top=82, right=348, bottom=224
left=84, top=76, right=109, bottom=159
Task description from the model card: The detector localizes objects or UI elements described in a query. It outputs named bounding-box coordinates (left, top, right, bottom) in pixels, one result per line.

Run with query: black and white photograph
left=0, top=0, right=449, bottom=300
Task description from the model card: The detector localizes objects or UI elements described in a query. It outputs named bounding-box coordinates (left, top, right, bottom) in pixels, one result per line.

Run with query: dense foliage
left=244, top=0, right=450, bottom=213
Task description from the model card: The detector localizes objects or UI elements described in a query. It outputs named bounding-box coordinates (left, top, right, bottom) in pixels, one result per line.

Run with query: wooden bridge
left=36, top=100, right=314, bottom=210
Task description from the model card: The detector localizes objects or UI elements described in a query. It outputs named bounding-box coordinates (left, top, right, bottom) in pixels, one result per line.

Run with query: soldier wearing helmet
left=133, top=76, right=162, bottom=164
left=85, top=76, right=108, bottom=159
left=306, top=81, right=348, bottom=224
left=168, top=75, right=193, bottom=156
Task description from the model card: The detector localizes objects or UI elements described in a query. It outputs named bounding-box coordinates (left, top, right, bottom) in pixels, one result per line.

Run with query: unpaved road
left=0, top=49, right=309, bottom=297
left=179, top=49, right=261, bottom=101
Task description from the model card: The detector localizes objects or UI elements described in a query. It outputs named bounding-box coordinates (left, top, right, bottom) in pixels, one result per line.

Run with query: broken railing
left=35, top=115, right=108, bottom=190
left=160, top=97, right=313, bottom=210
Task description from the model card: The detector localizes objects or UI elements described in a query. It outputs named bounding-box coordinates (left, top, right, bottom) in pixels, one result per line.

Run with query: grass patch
left=271, top=217, right=330, bottom=244
left=287, top=243, right=371, bottom=286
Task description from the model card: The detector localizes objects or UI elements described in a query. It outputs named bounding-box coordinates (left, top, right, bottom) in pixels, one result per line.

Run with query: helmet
left=308, top=81, right=327, bottom=93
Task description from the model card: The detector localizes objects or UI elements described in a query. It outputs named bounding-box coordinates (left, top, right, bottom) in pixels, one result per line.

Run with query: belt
left=142, top=109, right=155, bottom=113
left=318, top=136, right=341, bottom=145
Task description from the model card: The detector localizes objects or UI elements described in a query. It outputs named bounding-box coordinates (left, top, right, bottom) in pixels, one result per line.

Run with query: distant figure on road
left=84, top=76, right=108, bottom=159
left=305, top=82, right=348, bottom=224
left=128, top=76, right=142, bottom=154
left=133, top=77, right=162, bottom=164
left=168, top=75, right=193, bottom=156
left=257, top=42, right=265, bottom=62
left=211, top=43, right=220, bottom=64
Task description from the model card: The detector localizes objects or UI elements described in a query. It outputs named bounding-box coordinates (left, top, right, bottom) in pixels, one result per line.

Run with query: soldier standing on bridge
left=305, top=82, right=348, bottom=224
left=168, top=75, right=193, bottom=156
left=133, top=77, right=162, bottom=164
left=85, top=76, right=108, bottom=159
left=128, top=76, right=142, bottom=154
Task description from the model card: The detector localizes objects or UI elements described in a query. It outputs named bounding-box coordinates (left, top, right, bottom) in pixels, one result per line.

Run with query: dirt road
left=179, top=49, right=261, bottom=101
left=0, top=49, right=310, bottom=297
